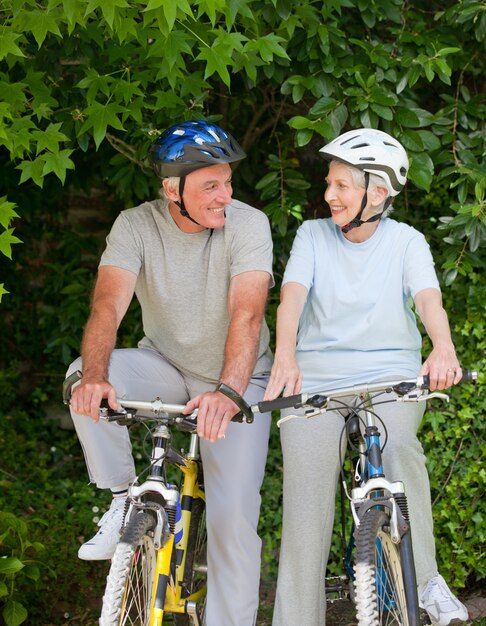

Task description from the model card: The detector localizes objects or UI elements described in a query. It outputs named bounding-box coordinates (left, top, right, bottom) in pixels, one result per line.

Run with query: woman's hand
left=264, top=351, right=303, bottom=400
left=420, top=346, right=462, bottom=391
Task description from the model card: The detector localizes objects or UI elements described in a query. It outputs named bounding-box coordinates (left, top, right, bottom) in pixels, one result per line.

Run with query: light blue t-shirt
left=283, top=218, right=440, bottom=393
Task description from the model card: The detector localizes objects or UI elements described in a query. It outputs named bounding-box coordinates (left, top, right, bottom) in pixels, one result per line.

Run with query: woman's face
left=324, top=161, right=366, bottom=228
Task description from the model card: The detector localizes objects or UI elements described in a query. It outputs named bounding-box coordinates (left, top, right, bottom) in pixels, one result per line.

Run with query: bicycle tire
left=353, top=508, right=419, bottom=626
left=173, top=496, right=207, bottom=626
left=100, top=511, right=158, bottom=626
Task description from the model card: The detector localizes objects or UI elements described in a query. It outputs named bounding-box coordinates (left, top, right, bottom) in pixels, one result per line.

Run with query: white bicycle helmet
left=319, top=128, right=409, bottom=196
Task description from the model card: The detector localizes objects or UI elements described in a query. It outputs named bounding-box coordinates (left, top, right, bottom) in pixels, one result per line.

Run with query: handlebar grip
left=421, top=369, right=478, bottom=389
left=254, top=394, right=304, bottom=414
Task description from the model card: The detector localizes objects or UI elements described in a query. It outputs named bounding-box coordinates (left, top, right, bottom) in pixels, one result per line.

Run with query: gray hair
left=160, top=176, right=180, bottom=200
left=332, top=161, right=394, bottom=216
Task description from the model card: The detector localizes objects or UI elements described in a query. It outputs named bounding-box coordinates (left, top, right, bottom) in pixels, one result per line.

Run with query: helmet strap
left=341, top=172, right=369, bottom=234
left=341, top=173, right=391, bottom=234
left=175, top=176, right=205, bottom=228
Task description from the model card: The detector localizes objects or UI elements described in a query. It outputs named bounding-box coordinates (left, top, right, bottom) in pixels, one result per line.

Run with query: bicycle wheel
left=353, top=508, right=419, bottom=626
left=100, top=510, right=158, bottom=626
left=173, top=496, right=207, bottom=626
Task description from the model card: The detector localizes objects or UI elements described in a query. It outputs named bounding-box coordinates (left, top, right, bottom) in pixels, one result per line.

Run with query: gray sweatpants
left=272, top=395, right=437, bottom=626
left=67, top=348, right=271, bottom=626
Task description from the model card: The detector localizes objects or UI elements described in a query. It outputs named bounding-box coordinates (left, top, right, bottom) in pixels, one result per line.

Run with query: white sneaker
left=418, top=574, right=468, bottom=626
left=78, top=497, right=126, bottom=560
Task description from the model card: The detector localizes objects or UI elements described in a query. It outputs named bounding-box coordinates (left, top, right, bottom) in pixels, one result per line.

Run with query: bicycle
left=245, top=370, right=477, bottom=626
left=63, top=372, right=255, bottom=626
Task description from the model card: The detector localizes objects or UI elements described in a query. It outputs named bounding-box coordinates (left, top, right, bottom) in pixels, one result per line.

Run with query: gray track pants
left=67, top=348, right=271, bottom=626
left=272, top=396, right=437, bottom=626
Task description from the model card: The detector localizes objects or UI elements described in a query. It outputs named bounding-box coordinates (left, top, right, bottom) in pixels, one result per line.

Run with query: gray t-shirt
left=99, top=198, right=274, bottom=383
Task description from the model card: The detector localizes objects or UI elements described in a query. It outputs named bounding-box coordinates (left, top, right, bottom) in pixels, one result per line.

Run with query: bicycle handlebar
left=62, top=370, right=254, bottom=428
left=251, top=370, right=478, bottom=415
left=63, top=369, right=478, bottom=425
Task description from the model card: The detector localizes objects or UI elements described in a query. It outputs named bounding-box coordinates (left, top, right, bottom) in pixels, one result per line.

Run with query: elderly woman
left=265, top=129, right=468, bottom=626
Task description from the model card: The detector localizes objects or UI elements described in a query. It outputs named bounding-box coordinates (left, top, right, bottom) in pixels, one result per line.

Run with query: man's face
left=171, top=163, right=233, bottom=232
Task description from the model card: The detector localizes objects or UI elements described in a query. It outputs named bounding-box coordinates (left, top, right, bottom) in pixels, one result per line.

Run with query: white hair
left=160, top=176, right=180, bottom=200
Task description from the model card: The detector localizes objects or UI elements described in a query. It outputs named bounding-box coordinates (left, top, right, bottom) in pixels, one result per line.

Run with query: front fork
left=148, top=433, right=206, bottom=624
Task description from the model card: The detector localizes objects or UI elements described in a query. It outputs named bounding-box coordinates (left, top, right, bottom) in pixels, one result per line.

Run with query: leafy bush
left=0, top=512, right=46, bottom=626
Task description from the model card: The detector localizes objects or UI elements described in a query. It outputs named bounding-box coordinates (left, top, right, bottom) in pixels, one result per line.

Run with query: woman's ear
left=370, top=185, right=388, bottom=207
left=162, top=178, right=180, bottom=202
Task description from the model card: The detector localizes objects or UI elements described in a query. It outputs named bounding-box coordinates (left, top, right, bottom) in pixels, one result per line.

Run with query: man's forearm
left=218, top=314, right=262, bottom=395
left=80, top=310, right=118, bottom=381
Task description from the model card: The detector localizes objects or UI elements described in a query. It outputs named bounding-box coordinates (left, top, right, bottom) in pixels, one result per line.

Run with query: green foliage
left=420, top=269, right=486, bottom=587
left=0, top=0, right=485, bottom=292
left=0, top=512, right=46, bottom=626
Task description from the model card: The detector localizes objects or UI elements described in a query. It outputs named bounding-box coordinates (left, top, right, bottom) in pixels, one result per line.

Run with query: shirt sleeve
left=230, top=209, right=274, bottom=286
left=99, top=212, right=143, bottom=275
left=403, top=230, right=441, bottom=299
left=282, top=221, right=316, bottom=290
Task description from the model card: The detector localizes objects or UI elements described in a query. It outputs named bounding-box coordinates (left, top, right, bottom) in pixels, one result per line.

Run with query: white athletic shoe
left=418, top=574, right=469, bottom=626
left=78, top=497, right=126, bottom=560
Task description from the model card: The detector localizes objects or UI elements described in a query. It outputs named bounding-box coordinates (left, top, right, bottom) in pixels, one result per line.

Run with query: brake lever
left=276, top=407, right=327, bottom=427
left=399, top=391, right=449, bottom=403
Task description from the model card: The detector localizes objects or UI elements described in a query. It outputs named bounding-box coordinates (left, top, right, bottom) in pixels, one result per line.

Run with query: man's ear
left=162, top=178, right=180, bottom=202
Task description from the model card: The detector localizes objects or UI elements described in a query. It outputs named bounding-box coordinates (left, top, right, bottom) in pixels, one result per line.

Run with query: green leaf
left=395, top=107, right=421, bottom=127
left=144, top=0, right=191, bottom=30
left=0, top=198, right=20, bottom=229
left=295, top=128, right=313, bottom=147
left=78, top=102, right=126, bottom=149
left=2, top=599, right=28, bottom=626
left=309, top=97, right=338, bottom=116
left=42, top=149, right=75, bottom=184
left=370, top=103, right=393, bottom=121
left=20, top=9, right=62, bottom=47
left=16, top=157, right=46, bottom=187
left=197, top=44, right=233, bottom=88
left=288, top=116, right=311, bottom=130
left=32, top=122, right=69, bottom=155
left=255, top=171, right=279, bottom=190
left=23, top=564, right=40, bottom=581
left=0, top=557, right=24, bottom=574
left=0, top=284, right=8, bottom=302
left=409, top=151, right=434, bottom=192
left=0, top=32, right=25, bottom=60
left=252, top=33, right=290, bottom=63
left=85, top=0, right=130, bottom=28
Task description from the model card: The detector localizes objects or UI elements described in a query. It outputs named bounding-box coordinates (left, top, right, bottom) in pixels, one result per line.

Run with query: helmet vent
left=351, top=143, right=370, bottom=149
left=359, top=156, right=375, bottom=161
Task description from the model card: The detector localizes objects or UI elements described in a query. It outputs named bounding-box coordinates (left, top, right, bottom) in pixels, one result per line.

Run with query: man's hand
left=71, top=378, right=118, bottom=422
left=183, top=391, right=240, bottom=442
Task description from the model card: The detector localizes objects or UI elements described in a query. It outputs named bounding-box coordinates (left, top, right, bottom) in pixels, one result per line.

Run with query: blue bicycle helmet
left=150, top=120, right=246, bottom=178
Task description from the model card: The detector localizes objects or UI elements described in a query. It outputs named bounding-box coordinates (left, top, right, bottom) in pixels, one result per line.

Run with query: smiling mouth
left=208, top=207, right=225, bottom=213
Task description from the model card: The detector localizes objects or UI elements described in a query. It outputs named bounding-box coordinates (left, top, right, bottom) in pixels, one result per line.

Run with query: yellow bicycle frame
left=149, top=451, right=206, bottom=625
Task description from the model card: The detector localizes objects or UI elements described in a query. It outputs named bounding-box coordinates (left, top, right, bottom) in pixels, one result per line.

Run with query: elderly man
left=67, top=120, right=273, bottom=626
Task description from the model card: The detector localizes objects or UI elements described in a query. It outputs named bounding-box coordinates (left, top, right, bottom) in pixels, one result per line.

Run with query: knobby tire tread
left=100, top=511, right=156, bottom=626
left=353, top=508, right=417, bottom=626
